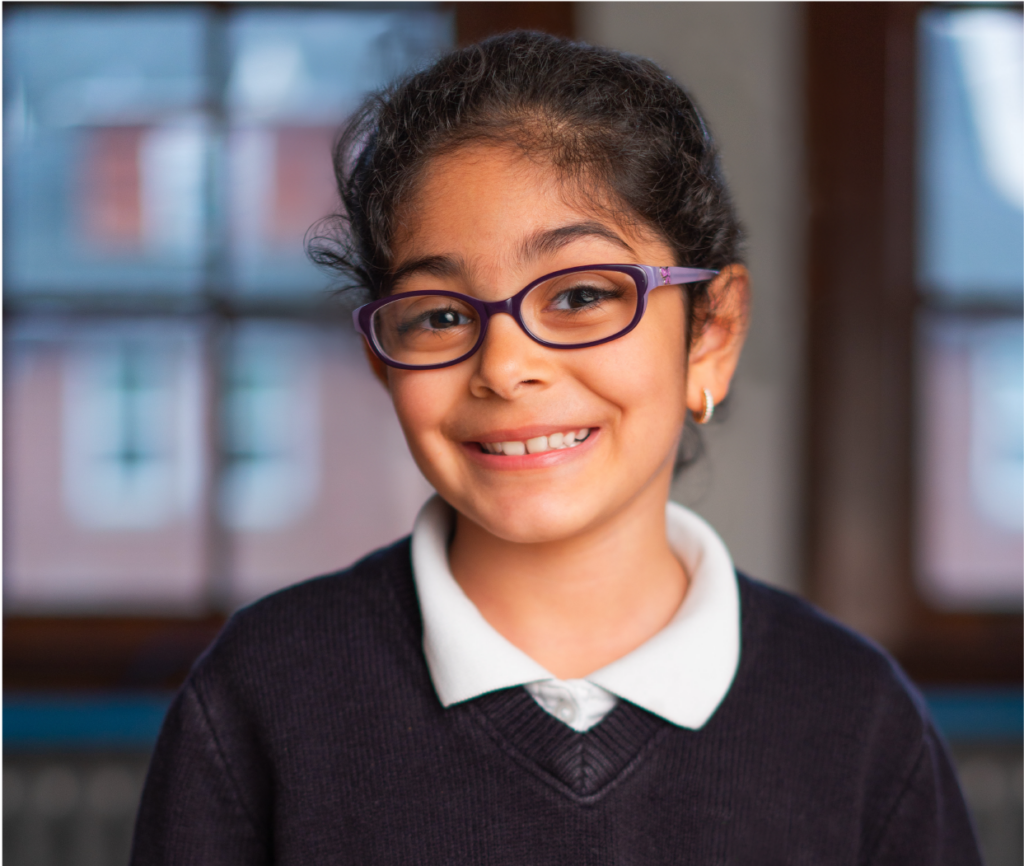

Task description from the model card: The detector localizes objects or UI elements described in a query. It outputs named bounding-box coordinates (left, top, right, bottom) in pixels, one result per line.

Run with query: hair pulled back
left=309, top=30, right=744, bottom=341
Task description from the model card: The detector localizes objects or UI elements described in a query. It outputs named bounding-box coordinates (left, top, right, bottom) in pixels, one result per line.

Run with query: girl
left=132, top=32, right=980, bottom=865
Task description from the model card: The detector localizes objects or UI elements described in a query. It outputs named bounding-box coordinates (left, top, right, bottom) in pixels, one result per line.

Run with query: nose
left=468, top=310, right=553, bottom=400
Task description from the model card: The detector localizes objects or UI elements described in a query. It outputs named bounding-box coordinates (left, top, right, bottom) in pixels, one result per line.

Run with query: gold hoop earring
left=696, top=388, right=714, bottom=424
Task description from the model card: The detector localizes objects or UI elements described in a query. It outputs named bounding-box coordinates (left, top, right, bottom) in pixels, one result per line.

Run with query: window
left=915, top=8, right=1023, bottom=610
left=3, top=4, right=453, bottom=614
left=806, top=3, right=1022, bottom=684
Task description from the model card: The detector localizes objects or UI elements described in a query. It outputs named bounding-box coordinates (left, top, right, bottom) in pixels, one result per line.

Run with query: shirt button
left=555, top=697, right=577, bottom=724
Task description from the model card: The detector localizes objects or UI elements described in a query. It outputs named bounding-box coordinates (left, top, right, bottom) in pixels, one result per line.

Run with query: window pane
left=3, top=6, right=451, bottom=614
left=917, top=8, right=1023, bottom=300
left=3, top=7, right=212, bottom=299
left=916, top=314, right=1023, bottom=610
left=4, top=319, right=208, bottom=613
left=225, top=8, right=454, bottom=299
left=225, top=324, right=433, bottom=606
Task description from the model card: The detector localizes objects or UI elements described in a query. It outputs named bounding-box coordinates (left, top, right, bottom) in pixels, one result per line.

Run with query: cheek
left=580, top=299, right=689, bottom=430
left=387, top=372, right=448, bottom=450
left=387, top=370, right=461, bottom=458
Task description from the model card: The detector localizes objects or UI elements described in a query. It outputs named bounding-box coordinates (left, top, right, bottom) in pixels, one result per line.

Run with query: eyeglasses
left=353, top=264, right=718, bottom=370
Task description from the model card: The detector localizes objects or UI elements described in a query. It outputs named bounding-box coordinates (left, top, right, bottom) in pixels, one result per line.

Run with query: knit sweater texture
left=131, top=538, right=981, bottom=865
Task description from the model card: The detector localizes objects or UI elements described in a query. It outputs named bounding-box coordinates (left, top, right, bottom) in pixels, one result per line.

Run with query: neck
left=448, top=468, right=687, bottom=679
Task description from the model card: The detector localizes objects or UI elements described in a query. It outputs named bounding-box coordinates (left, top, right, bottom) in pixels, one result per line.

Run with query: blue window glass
left=3, top=7, right=212, bottom=298
left=225, top=8, right=453, bottom=298
left=917, top=8, right=1023, bottom=299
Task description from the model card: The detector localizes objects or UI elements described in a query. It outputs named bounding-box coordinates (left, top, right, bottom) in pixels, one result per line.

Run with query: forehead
left=392, top=143, right=666, bottom=264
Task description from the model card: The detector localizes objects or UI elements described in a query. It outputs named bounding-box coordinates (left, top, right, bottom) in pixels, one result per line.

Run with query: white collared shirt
left=410, top=496, right=741, bottom=732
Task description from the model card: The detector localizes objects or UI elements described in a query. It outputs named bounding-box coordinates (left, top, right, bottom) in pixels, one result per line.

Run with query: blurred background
left=3, top=3, right=1021, bottom=864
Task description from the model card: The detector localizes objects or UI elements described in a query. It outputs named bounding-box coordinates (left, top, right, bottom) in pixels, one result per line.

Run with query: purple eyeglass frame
left=352, top=263, right=718, bottom=371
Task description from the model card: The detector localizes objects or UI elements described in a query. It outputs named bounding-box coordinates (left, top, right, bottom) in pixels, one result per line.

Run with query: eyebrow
left=516, top=221, right=637, bottom=261
left=389, top=254, right=469, bottom=292
left=388, top=220, right=636, bottom=291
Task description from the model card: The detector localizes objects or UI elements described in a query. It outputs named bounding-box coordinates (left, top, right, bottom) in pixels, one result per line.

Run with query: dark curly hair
left=308, top=30, right=744, bottom=346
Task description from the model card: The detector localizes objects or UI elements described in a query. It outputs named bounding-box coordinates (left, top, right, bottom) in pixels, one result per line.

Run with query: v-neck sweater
left=131, top=538, right=981, bottom=865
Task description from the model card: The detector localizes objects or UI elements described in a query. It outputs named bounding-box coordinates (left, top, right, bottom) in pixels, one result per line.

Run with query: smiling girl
left=132, top=32, right=980, bottom=865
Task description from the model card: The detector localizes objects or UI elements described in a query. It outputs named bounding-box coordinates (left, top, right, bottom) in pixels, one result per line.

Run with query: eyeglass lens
left=369, top=269, right=640, bottom=367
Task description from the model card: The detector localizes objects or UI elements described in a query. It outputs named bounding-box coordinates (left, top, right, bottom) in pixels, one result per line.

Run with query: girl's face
left=382, top=144, right=741, bottom=545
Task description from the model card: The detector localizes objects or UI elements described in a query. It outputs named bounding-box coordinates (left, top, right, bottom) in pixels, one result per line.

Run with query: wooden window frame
left=805, top=2, right=1022, bottom=685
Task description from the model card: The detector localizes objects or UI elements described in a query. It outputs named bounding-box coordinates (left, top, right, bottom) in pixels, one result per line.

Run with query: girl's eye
left=398, top=305, right=473, bottom=333
left=550, top=285, right=622, bottom=311
left=427, top=309, right=465, bottom=329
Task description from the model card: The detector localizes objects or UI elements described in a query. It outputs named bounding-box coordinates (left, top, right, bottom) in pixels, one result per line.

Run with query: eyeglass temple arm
left=655, top=266, right=719, bottom=287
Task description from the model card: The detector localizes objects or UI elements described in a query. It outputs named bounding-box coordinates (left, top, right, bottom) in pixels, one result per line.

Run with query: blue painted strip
left=3, top=693, right=173, bottom=751
left=2, top=689, right=1021, bottom=750
left=924, top=688, right=1023, bottom=742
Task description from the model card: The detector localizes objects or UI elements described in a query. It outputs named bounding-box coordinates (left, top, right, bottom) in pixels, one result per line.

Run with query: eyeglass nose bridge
left=479, top=296, right=519, bottom=317
left=475, top=293, right=533, bottom=344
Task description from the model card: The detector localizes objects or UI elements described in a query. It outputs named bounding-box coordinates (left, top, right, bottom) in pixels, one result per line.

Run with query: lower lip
left=461, top=429, right=600, bottom=470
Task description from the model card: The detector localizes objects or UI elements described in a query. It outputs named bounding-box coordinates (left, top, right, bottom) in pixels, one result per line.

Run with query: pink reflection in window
left=916, top=315, right=1023, bottom=610
left=5, top=321, right=208, bottom=613
left=227, top=328, right=433, bottom=606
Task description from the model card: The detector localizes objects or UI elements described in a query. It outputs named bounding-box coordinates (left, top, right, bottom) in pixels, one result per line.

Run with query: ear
left=686, top=264, right=750, bottom=416
left=362, top=339, right=390, bottom=389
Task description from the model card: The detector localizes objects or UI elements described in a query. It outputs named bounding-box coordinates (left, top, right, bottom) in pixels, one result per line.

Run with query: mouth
left=476, top=428, right=592, bottom=456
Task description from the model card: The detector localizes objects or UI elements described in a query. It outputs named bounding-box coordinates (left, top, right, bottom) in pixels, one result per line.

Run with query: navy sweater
left=131, top=539, right=981, bottom=865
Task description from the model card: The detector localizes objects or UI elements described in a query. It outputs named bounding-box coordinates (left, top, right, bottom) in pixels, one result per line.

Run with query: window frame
left=804, top=2, right=1023, bottom=686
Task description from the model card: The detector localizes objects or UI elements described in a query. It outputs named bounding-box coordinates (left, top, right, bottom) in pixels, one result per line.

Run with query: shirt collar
left=410, top=495, right=741, bottom=730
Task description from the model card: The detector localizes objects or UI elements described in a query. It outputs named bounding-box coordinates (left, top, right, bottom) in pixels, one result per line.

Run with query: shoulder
left=234, top=536, right=415, bottom=631
left=732, top=572, right=933, bottom=749
left=189, top=537, right=423, bottom=704
left=737, top=573, right=917, bottom=689
left=135, top=538, right=425, bottom=856
left=730, top=575, right=980, bottom=863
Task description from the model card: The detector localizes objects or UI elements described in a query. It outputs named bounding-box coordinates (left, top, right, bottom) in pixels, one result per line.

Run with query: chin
left=462, top=489, right=600, bottom=545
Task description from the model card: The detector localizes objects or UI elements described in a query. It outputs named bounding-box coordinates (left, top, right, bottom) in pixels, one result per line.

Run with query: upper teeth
left=481, top=429, right=591, bottom=456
